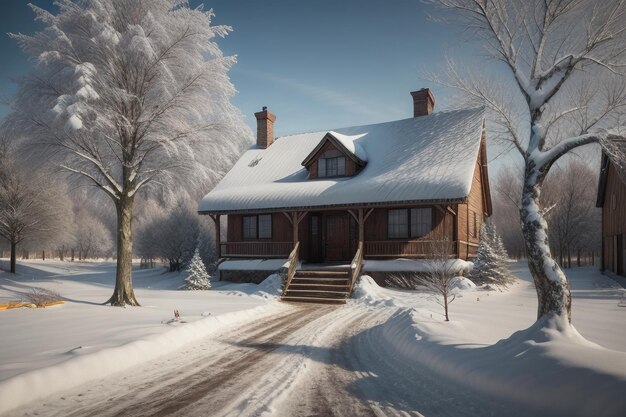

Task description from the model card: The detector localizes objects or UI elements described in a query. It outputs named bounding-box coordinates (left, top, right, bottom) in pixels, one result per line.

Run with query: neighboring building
left=597, top=138, right=626, bottom=278
left=198, top=89, right=492, bottom=302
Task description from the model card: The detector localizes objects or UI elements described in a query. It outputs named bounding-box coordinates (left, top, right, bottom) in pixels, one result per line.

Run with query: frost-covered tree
left=182, top=247, right=210, bottom=290
left=426, top=0, right=626, bottom=322
left=73, top=210, right=114, bottom=260
left=8, top=0, right=249, bottom=305
left=0, top=141, right=68, bottom=273
left=136, top=199, right=199, bottom=271
left=471, top=220, right=515, bottom=287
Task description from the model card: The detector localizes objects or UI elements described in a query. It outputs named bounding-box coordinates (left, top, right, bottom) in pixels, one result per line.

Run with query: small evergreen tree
left=471, top=221, right=515, bottom=288
left=182, top=248, right=211, bottom=290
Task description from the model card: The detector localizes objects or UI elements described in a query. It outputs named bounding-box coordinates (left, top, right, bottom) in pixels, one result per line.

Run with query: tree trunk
left=106, top=195, right=139, bottom=306
left=10, top=239, right=17, bottom=274
left=521, top=164, right=572, bottom=322
left=444, top=293, right=450, bottom=322
left=567, top=248, right=571, bottom=269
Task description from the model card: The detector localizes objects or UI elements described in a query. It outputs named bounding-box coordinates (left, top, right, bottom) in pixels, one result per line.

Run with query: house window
left=411, top=208, right=433, bottom=238
left=388, top=208, right=433, bottom=239
left=318, top=150, right=346, bottom=177
left=258, top=215, right=272, bottom=239
left=242, top=214, right=272, bottom=240
left=388, top=209, right=409, bottom=238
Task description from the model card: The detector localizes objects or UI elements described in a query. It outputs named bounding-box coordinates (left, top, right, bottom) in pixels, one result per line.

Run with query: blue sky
left=0, top=0, right=473, bottom=136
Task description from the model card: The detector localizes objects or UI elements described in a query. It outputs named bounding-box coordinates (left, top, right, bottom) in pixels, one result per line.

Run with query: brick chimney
left=254, top=106, right=276, bottom=149
left=410, top=88, right=435, bottom=117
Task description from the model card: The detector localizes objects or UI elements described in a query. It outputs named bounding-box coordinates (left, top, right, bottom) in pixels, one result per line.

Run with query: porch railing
left=220, top=241, right=292, bottom=258
left=348, top=241, right=364, bottom=297
left=282, top=241, right=300, bottom=296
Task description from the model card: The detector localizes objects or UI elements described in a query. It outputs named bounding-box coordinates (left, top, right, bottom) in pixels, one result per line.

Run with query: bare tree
left=425, top=0, right=626, bottom=322
left=8, top=0, right=250, bottom=305
left=391, top=239, right=463, bottom=321
left=0, top=145, right=67, bottom=273
left=545, top=160, right=601, bottom=267
left=491, top=165, right=526, bottom=258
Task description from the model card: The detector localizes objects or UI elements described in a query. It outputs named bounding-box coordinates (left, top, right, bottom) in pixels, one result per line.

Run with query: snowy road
left=15, top=302, right=532, bottom=417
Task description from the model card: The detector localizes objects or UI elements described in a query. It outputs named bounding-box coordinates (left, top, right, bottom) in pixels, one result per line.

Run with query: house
left=596, top=138, right=626, bottom=280
left=198, top=89, right=492, bottom=302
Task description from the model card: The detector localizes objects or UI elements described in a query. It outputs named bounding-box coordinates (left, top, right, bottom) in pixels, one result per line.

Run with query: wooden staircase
left=281, top=269, right=351, bottom=304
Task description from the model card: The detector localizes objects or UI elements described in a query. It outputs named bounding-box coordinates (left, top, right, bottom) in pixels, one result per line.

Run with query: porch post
left=349, top=208, right=373, bottom=253
left=292, top=213, right=298, bottom=245
left=209, top=214, right=221, bottom=259
left=358, top=209, right=364, bottom=244
left=283, top=211, right=308, bottom=248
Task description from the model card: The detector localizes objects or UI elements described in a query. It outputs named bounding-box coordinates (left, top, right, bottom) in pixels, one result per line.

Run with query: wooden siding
left=456, top=139, right=488, bottom=259
left=602, top=162, right=626, bottom=276
left=306, top=140, right=358, bottom=179
left=222, top=141, right=490, bottom=262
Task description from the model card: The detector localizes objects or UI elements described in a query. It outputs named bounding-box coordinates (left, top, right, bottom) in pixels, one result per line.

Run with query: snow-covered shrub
left=182, top=248, right=211, bottom=290
left=470, top=221, right=515, bottom=288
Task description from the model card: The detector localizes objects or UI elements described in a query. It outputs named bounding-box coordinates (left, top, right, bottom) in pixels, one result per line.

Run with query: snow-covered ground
left=1, top=260, right=625, bottom=417
left=348, top=262, right=626, bottom=416
left=0, top=260, right=284, bottom=414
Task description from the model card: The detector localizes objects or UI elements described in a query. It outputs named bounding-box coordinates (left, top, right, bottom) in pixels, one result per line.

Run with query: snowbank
left=212, top=273, right=283, bottom=300
left=0, top=301, right=288, bottom=415
left=364, top=258, right=473, bottom=274
left=378, top=310, right=626, bottom=417
left=218, top=259, right=289, bottom=271
left=351, top=275, right=402, bottom=308
left=449, top=276, right=476, bottom=292
left=351, top=274, right=476, bottom=309
left=353, top=264, right=626, bottom=416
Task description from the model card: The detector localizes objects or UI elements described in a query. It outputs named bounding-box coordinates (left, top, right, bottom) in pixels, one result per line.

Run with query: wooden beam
left=364, top=208, right=374, bottom=222
left=209, top=214, right=221, bottom=259
left=358, top=208, right=364, bottom=244
left=282, top=211, right=294, bottom=225
left=347, top=209, right=359, bottom=223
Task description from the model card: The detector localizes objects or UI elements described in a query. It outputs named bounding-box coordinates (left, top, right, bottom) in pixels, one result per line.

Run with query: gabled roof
left=597, top=137, right=626, bottom=207
left=199, top=107, right=486, bottom=214
left=301, top=131, right=368, bottom=168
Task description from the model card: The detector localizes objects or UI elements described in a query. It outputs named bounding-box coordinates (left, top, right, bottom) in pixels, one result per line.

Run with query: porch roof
left=199, top=107, right=485, bottom=214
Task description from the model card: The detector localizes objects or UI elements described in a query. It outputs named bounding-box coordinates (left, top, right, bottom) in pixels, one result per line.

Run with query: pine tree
left=183, top=248, right=211, bottom=290
left=471, top=221, right=515, bottom=288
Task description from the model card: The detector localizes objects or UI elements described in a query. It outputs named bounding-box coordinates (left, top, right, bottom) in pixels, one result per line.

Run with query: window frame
left=318, top=155, right=346, bottom=178
left=242, top=214, right=272, bottom=240
left=387, top=207, right=433, bottom=240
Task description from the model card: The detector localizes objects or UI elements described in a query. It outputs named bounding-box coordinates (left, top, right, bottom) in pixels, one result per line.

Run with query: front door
left=309, top=214, right=322, bottom=263
left=325, top=214, right=350, bottom=261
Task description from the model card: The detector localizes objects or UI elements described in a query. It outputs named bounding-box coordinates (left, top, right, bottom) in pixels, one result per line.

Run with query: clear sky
left=0, top=0, right=475, bottom=137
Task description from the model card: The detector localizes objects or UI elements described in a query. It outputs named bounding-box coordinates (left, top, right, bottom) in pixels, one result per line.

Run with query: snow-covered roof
left=328, top=131, right=368, bottom=162
left=199, top=107, right=485, bottom=214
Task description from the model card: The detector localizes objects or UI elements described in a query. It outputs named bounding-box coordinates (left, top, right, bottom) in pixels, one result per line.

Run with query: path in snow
left=15, top=303, right=533, bottom=417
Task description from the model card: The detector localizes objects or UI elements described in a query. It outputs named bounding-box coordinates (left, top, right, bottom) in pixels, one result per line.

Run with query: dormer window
left=318, top=150, right=346, bottom=177
left=301, top=131, right=368, bottom=180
